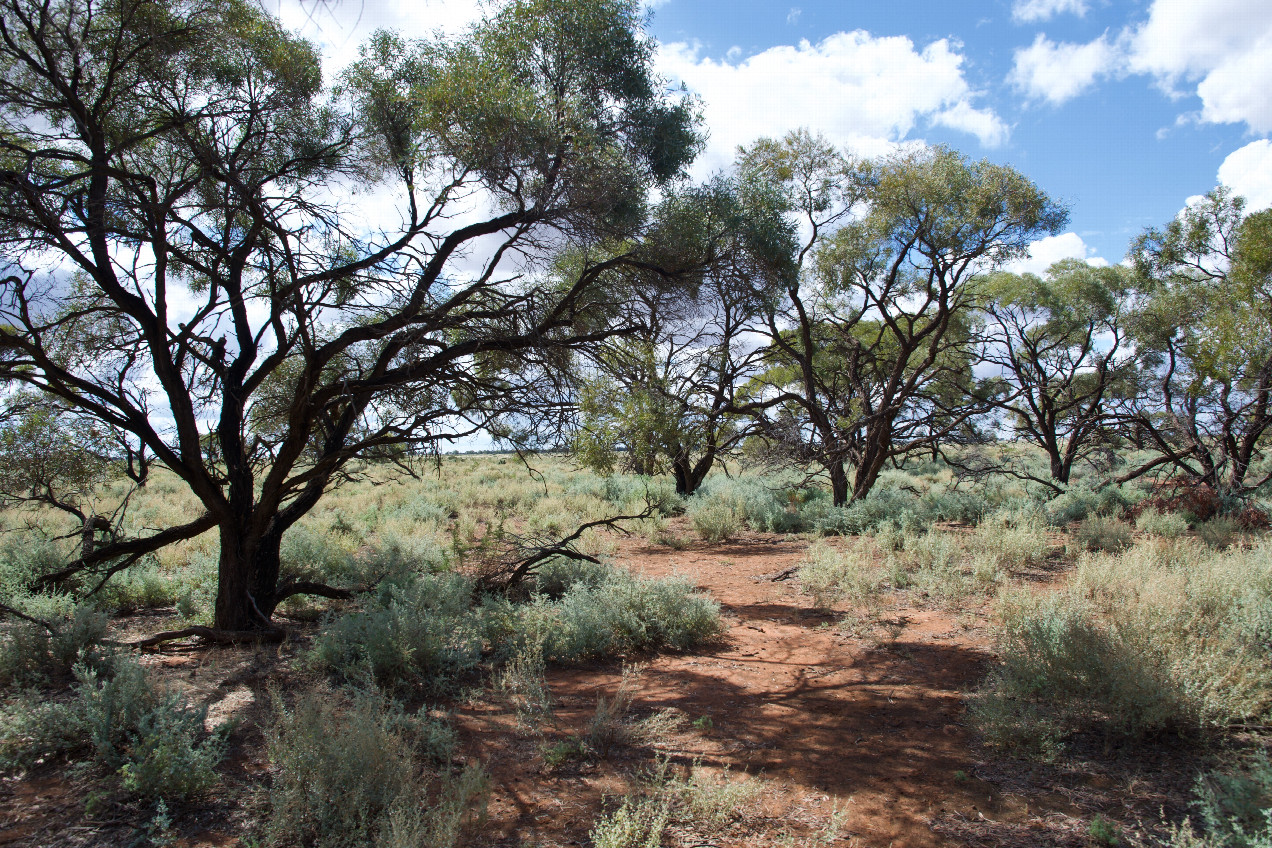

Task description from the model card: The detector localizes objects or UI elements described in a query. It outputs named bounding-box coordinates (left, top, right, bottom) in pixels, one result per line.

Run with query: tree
left=738, top=137, right=1066, bottom=504
left=572, top=178, right=794, bottom=495
left=0, top=0, right=708, bottom=634
left=978, top=259, right=1138, bottom=489
left=1123, top=187, right=1272, bottom=495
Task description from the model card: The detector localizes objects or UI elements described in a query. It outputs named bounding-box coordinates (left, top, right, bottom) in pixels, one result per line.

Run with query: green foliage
left=309, top=574, right=485, bottom=691
left=0, top=605, right=108, bottom=687
left=1074, top=517, right=1134, bottom=553
left=310, top=561, right=721, bottom=689
left=974, top=539, right=1272, bottom=751
left=264, top=687, right=484, bottom=848
left=1191, top=754, right=1272, bottom=848
left=1137, top=510, right=1191, bottom=538
left=0, top=656, right=224, bottom=800
left=798, top=541, right=884, bottom=609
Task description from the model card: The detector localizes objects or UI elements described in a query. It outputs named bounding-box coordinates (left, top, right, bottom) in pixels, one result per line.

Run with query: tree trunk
left=672, top=447, right=715, bottom=496
left=213, top=522, right=285, bottom=631
left=829, top=461, right=850, bottom=507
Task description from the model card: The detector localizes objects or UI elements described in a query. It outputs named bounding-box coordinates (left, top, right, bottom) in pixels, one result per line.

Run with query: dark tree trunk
left=829, top=461, right=850, bottom=507
left=213, top=522, right=286, bottom=631
left=672, top=446, right=716, bottom=496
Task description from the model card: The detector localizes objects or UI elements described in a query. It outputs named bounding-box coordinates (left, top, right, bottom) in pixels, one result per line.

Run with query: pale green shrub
left=975, top=540, right=1272, bottom=751
left=797, top=541, right=883, bottom=609
left=591, top=793, right=671, bottom=848
left=1200, top=518, right=1241, bottom=550
left=0, top=605, right=108, bottom=686
left=0, top=656, right=224, bottom=799
left=1074, top=516, right=1133, bottom=553
left=689, top=500, right=740, bottom=543
left=1137, top=510, right=1191, bottom=539
left=309, top=573, right=483, bottom=690
left=265, top=687, right=484, bottom=848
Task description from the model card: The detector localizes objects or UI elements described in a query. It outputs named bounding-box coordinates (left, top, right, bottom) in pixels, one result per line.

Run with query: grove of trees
left=0, top=0, right=1269, bottom=637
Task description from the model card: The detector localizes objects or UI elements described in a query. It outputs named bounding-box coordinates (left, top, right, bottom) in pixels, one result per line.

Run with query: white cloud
left=1006, top=232, right=1110, bottom=276
left=656, top=32, right=1008, bottom=175
left=1008, top=33, right=1119, bottom=105
left=1218, top=140, right=1272, bottom=211
left=1011, top=0, right=1088, bottom=24
left=276, top=0, right=483, bottom=76
left=1128, top=0, right=1272, bottom=133
left=787, top=7, right=802, bottom=25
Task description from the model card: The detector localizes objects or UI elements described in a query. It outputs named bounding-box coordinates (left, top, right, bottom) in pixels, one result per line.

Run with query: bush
left=542, top=567, right=721, bottom=661
left=1137, top=510, right=1191, bottom=539
left=688, top=500, right=740, bottom=543
left=309, top=573, right=484, bottom=691
left=265, top=687, right=485, bottom=848
left=1073, top=516, right=1133, bottom=553
left=974, top=540, right=1272, bottom=752
left=0, top=605, right=109, bottom=687
left=798, top=541, right=884, bottom=609
left=1193, top=753, right=1272, bottom=848
left=0, top=656, right=224, bottom=799
left=1200, top=518, right=1241, bottom=550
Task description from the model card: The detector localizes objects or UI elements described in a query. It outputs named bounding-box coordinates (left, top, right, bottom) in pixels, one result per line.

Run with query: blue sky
left=283, top=0, right=1272, bottom=271
left=644, top=0, right=1272, bottom=269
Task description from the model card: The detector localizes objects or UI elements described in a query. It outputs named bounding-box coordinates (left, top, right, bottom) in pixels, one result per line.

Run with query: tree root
left=134, top=626, right=286, bottom=650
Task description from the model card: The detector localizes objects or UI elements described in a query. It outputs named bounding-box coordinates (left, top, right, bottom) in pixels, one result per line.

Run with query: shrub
left=974, top=540, right=1272, bottom=752
left=309, top=573, right=483, bottom=691
left=0, top=656, right=224, bottom=799
left=1137, top=510, right=1191, bottom=539
left=1200, top=518, right=1241, bottom=550
left=542, top=567, right=721, bottom=661
left=1074, top=516, right=1133, bottom=553
left=1193, top=753, right=1272, bottom=848
left=798, top=541, right=883, bottom=608
left=0, top=605, right=109, bottom=687
left=688, top=500, right=740, bottom=543
left=264, top=687, right=485, bottom=848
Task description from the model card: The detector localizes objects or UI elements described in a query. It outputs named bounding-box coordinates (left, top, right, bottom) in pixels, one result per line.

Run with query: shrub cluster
left=974, top=538, right=1272, bottom=755
left=310, top=561, right=721, bottom=690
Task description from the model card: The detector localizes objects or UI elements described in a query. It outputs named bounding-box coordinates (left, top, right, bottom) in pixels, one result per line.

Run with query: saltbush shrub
left=265, top=687, right=485, bottom=848
left=0, top=656, right=224, bottom=799
left=974, top=539, right=1272, bottom=754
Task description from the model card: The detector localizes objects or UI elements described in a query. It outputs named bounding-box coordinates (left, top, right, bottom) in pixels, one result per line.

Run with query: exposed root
left=753, top=565, right=800, bottom=582
left=134, top=626, right=286, bottom=650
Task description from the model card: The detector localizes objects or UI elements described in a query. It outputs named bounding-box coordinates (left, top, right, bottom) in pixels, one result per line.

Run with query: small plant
left=590, top=793, right=671, bottom=848
left=797, top=542, right=882, bottom=609
left=692, top=715, right=714, bottom=733
left=689, top=500, right=740, bottom=544
left=264, top=686, right=485, bottom=848
left=1089, top=814, right=1122, bottom=846
left=1199, top=517, right=1240, bottom=550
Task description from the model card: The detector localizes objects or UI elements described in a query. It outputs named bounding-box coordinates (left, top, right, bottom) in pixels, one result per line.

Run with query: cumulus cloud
left=1127, top=0, right=1272, bottom=133
left=1011, top=0, right=1088, bottom=24
left=1005, top=232, right=1110, bottom=276
left=656, top=32, right=1008, bottom=174
left=1218, top=140, right=1272, bottom=211
left=1008, top=33, right=1119, bottom=105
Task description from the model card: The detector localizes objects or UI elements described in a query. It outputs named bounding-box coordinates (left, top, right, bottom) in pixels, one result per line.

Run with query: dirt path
left=463, top=528, right=1037, bottom=847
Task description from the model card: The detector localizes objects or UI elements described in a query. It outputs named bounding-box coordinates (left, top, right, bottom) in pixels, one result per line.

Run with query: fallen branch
left=753, top=565, right=800, bottom=582
left=134, top=626, right=286, bottom=650
left=0, top=601, right=58, bottom=634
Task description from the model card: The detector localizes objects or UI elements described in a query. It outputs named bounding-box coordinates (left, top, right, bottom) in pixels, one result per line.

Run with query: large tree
left=739, top=136, right=1066, bottom=504
left=0, top=0, right=709, bottom=634
left=978, top=259, right=1138, bottom=489
left=572, top=177, right=794, bottom=495
left=1122, top=187, right=1272, bottom=494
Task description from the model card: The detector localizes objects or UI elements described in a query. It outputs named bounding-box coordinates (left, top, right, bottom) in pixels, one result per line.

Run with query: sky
left=276, top=0, right=1272, bottom=275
